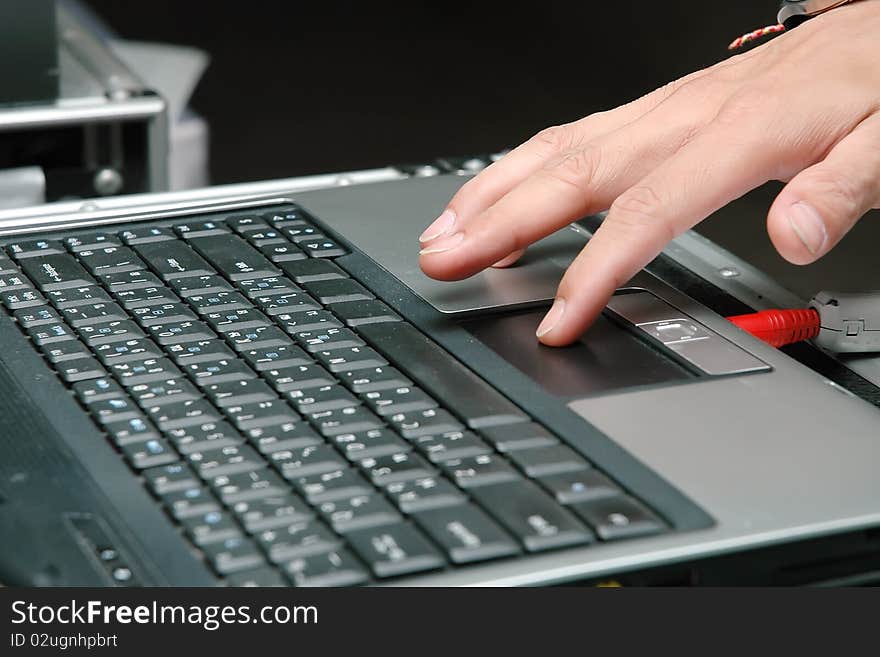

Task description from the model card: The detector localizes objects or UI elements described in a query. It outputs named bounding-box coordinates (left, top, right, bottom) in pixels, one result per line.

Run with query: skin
left=418, top=1, right=880, bottom=346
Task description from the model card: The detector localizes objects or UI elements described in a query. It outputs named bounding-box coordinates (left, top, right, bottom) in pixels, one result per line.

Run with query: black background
left=82, top=1, right=878, bottom=298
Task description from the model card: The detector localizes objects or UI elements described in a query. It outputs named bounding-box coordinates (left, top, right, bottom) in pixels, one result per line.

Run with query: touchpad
left=296, top=175, right=589, bottom=314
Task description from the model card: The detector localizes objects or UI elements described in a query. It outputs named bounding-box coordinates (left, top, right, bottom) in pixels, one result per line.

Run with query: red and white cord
left=728, top=24, right=786, bottom=50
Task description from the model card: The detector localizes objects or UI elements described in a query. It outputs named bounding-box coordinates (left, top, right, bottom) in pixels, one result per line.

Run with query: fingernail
left=419, top=209, right=456, bottom=243
left=418, top=231, right=465, bottom=255
left=787, top=201, right=827, bottom=256
left=536, top=298, right=566, bottom=338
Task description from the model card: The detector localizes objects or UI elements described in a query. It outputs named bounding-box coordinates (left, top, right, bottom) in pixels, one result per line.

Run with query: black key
left=480, top=422, right=560, bottom=453
left=224, top=325, right=291, bottom=351
left=275, top=310, right=342, bottom=334
left=161, top=486, right=221, bottom=519
left=181, top=510, right=242, bottom=546
left=19, top=254, right=95, bottom=291
left=331, top=427, right=409, bottom=461
left=385, top=476, right=467, bottom=513
left=302, top=279, right=372, bottom=305
left=300, top=235, right=347, bottom=258
left=278, top=258, right=347, bottom=283
left=109, top=357, right=182, bottom=386
left=294, top=327, right=364, bottom=353
left=7, top=239, right=65, bottom=258
left=358, top=322, right=528, bottom=429
left=570, top=496, right=667, bottom=541
left=538, top=470, right=622, bottom=505
left=80, top=320, right=145, bottom=347
left=284, top=549, right=369, bottom=587
left=469, top=481, right=594, bottom=552
left=43, top=339, right=92, bottom=364
left=45, top=285, right=111, bottom=309
left=28, top=322, right=77, bottom=346
left=119, top=226, right=177, bottom=245
left=187, top=291, right=250, bottom=315
left=185, top=358, right=256, bottom=386
left=241, top=343, right=310, bottom=371
left=103, top=415, right=162, bottom=446
left=210, top=468, right=289, bottom=504
left=135, top=241, right=215, bottom=280
left=227, top=215, right=270, bottom=233
left=359, top=451, right=436, bottom=486
left=317, top=494, right=400, bottom=534
left=440, top=453, right=521, bottom=488
left=115, top=286, right=180, bottom=310
left=72, top=376, right=125, bottom=403
left=146, top=398, right=221, bottom=430
left=167, top=339, right=237, bottom=365
left=278, top=221, right=321, bottom=243
left=258, top=242, right=306, bottom=263
left=414, top=504, right=520, bottom=564
left=338, top=366, right=411, bottom=394
left=257, top=520, right=341, bottom=562
left=166, top=420, right=244, bottom=454
left=288, top=384, right=360, bottom=414
left=64, top=233, right=121, bottom=252
left=89, top=396, right=142, bottom=423
left=187, top=443, right=265, bottom=478
left=77, top=246, right=144, bottom=275
left=190, top=234, right=279, bottom=281
left=348, top=522, right=445, bottom=578
left=264, top=208, right=313, bottom=226
left=231, top=493, right=313, bottom=532
left=94, top=338, right=164, bottom=365
left=173, top=220, right=230, bottom=238
left=308, top=406, right=384, bottom=438
left=203, top=536, right=266, bottom=575
left=235, top=276, right=298, bottom=299
left=289, top=469, right=373, bottom=504
left=100, top=270, right=164, bottom=292
left=204, top=379, right=276, bottom=407
left=0, top=274, right=32, bottom=292
left=363, top=385, right=437, bottom=417
left=144, top=463, right=199, bottom=495
left=226, top=567, right=286, bottom=587
left=507, top=445, right=591, bottom=477
left=244, top=422, right=323, bottom=454
left=247, top=229, right=286, bottom=246
left=131, top=302, right=197, bottom=327
left=270, top=444, right=348, bottom=479
left=313, top=346, right=386, bottom=373
left=14, top=306, right=62, bottom=328
left=263, top=363, right=334, bottom=392
left=120, top=437, right=178, bottom=470
left=205, top=307, right=272, bottom=333
left=253, top=290, right=320, bottom=316
left=413, top=431, right=492, bottom=463
left=167, top=274, right=232, bottom=297
left=61, top=302, right=127, bottom=327
left=387, top=408, right=464, bottom=439
left=147, top=319, right=215, bottom=346
left=0, top=253, right=19, bottom=274
left=224, top=399, right=300, bottom=431
left=56, top=356, right=106, bottom=383
left=329, top=299, right=401, bottom=327
left=1, top=288, right=47, bottom=310
left=129, top=378, right=200, bottom=407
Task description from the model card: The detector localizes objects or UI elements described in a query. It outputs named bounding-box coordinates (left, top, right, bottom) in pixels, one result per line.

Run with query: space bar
left=357, top=322, right=527, bottom=429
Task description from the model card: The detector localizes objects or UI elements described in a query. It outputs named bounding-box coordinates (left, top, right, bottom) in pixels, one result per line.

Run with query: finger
left=767, top=112, right=880, bottom=265
left=419, top=52, right=759, bottom=244
left=419, top=104, right=710, bottom=281
left=491, top=249, right=526, bottom=268
left=536, top=119, right=784, bottom=346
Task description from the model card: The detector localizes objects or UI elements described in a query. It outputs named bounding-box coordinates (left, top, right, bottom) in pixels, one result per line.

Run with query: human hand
left=418, top=1, right=880, bottom=345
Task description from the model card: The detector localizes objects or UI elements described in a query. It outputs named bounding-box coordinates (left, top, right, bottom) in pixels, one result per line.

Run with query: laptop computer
left=1, top=170, right=879, bottom=587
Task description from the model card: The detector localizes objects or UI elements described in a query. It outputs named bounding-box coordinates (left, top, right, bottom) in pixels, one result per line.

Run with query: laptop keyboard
left=0, top=205, right=667, bottom=586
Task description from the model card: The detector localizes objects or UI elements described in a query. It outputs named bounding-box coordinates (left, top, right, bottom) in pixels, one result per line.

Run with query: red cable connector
left=727, top=308, right=821, bottom=348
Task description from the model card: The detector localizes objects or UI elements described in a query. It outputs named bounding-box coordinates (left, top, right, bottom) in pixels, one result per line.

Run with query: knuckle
left=531, top=124, right=579, bottom=155
left=609, top=185, right=677, bottom=243
left=802, top=168, right=863, bottom=214
left=547, top=148, right=600, bottom=191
